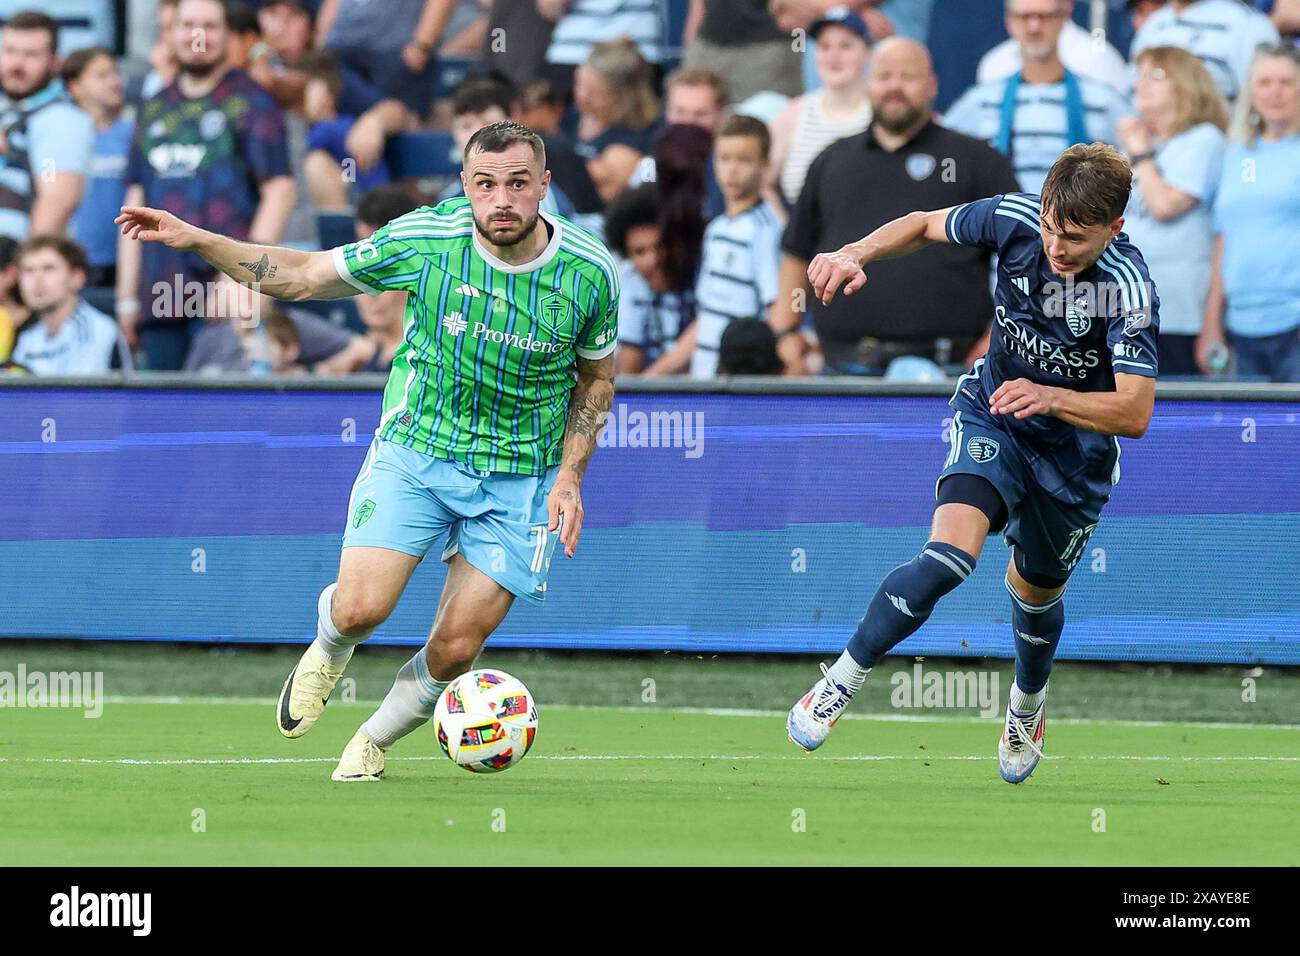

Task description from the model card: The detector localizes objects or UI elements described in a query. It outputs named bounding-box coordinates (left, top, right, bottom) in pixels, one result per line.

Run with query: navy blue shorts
left=936, top=402, right=1112, bottom=583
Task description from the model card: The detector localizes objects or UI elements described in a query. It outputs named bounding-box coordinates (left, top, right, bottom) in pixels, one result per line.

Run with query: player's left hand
left=547, top=475, right=584, bottom=558
left=989, top=378, right=1057, bottom=420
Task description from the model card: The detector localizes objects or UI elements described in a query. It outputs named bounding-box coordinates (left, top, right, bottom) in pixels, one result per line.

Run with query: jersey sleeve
left=1099, top=245, right=1161, bottom=378
left=944, top=193, right=1038, bottom=252
left=577, top=265, right=619, bottom=360
left=331, top=210, right=428, bottom=294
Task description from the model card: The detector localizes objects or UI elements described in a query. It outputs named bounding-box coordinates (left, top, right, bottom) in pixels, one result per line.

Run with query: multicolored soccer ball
left=433, top=669, right=538, bottom=773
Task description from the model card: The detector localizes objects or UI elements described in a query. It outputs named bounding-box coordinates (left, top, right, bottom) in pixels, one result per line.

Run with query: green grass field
left=2, top=642, right=1298, bottom=865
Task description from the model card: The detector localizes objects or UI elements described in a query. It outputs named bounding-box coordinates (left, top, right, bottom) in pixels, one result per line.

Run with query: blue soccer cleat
left=998, top=702, right=1047, bottom=783
left=787, top=663, right=854, bottom=752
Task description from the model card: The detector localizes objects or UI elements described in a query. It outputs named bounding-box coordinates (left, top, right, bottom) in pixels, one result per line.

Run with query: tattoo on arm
left=239, top=253, right=278, bottom=282
left=561, top=356, right=615, bottom=481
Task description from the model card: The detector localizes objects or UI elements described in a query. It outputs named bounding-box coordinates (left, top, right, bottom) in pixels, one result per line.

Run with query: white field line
left=92, top=697, right=1300, bottom=732
left=0, top=754, right=1296, bottom=767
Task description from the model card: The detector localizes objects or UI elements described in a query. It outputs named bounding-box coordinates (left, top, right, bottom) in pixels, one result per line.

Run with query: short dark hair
left=717, top=114, right=771, bottom=157
left=464, top=120, right=546, bottom=171
left=665, top=67, right=730, bottom=109
left=17, top=235, right=87, bottom=273
left=61, top=46, right=115, bottom=86
left=717, top=318, right=782, bottom=375
left=297, top=49, right=343, bottom=101
left=1040, top=142, right=1132, bottom=228
left=3, top=11, right=58, bottom=53
left=263, top=308, right=299, bottom=349
left=226, top=3, right=261, bottom=35
left=0, top=235, right=20, bottom=270
left=356, top=185, right=420, bottom=231
left=603, top=184, right=659, bottom=257
left=452, top=76, right=517, bottom=119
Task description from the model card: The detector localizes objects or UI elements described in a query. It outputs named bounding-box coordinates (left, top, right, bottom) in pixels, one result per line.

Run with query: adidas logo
left=454, top=283, right=481, bottom=297
left=887, top=592, right=915, bottom=617
left=1016, top=630, right=1049, bottom=645
left=1012, top=276, right=1031, bottom=295
left=442, top=312, right=467, bottom=336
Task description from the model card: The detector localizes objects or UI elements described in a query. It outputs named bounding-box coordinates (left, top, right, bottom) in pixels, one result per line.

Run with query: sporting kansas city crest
left=966, top=436, right=1000, bottom=463
left=1066, top=292, right=1092, bottom=337
left=906, top=153, right=936, bottom=181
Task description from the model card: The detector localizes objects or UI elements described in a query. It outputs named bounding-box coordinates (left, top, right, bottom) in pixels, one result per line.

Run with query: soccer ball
left=433, top=669, right=538, bottom=773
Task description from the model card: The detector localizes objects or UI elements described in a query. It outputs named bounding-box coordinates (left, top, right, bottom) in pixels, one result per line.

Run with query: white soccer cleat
left=276, top=642, right=349, bottom=739
left=998, top=702, right=1047, bottom=784
left=331, top=730, right=385, bottom=782
left=787, top=663, right=854, bottom=752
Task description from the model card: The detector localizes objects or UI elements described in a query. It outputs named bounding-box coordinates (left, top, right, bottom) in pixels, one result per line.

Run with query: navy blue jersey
left=943, top=192, right=1160, bottom=505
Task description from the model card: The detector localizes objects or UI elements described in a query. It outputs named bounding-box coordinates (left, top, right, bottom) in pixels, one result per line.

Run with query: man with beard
left=115, top=0, right=295, bottom=370
left=772, top=38, right=1018, bottom=376
left=117, top=121, right=618, bottom=782
left=0, top=11, right=95, bottom=240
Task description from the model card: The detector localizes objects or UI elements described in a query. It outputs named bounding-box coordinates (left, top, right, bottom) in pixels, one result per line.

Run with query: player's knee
left=428, top=630, right=482, bottom=677
left=329, top=586, right=390, bottom=636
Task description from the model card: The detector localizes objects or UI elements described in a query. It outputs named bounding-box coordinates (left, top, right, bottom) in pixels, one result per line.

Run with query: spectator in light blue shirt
left=944, top=0, right=1131, bottom=194
left=1116, top=46, right=1229, bottom=377
left=0, top=11, right=94, bottom=240
left=64, top=47, right=132, bottom=289
left=1203, top=46, right=1300, bottom=380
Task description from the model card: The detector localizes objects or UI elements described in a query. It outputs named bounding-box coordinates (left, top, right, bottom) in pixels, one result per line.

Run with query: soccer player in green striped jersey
left=118, top=122, right=618, bottom=780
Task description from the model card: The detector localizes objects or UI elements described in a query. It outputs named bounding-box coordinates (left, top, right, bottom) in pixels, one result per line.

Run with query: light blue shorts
left=342, top=438, right=561, bottom=605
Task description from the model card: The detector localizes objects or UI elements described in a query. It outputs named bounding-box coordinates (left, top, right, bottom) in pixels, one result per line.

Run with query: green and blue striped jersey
left=332, top=197, right=619, bottom=475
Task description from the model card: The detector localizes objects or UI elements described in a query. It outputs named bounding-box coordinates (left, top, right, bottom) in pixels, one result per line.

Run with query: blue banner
left=1, top=386, right=1297, bottom=663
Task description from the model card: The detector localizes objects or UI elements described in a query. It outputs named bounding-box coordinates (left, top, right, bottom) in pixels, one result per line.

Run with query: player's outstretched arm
left=807, top=207, right=955, bottom=305
left=548, top=353, right=616, bottom=558
left=115, top=205, right=359, bottom=301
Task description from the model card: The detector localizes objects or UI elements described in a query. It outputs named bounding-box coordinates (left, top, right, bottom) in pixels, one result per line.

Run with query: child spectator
left=717, top=317, right=783, bottom=375
left=64, top=47, right=133, bottom=290
left=300, top=49, right=393, bottom=209
left=264, top=308, right=307, bottom=374
left=646, top=115, right=782, bottom=377
left=606, top=184, right=695, bottom=373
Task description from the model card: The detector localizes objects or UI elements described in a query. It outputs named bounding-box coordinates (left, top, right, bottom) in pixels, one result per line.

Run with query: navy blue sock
left=846, top=541, right=977, bottom=668
left=1006, top=577, right=1066, bottom=695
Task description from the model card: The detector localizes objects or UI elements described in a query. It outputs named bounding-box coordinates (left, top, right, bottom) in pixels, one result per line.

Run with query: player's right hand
left=115, top=206, right=201, bottom=251
left=807, top=245, right=867, bottom=305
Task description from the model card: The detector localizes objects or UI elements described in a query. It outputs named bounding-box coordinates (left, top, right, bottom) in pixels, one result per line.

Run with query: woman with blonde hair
left=573, top=38, right=662, bottom=203
left=1200, top=45, right=1300, bottom=381
left=1116, top=45, right=1229, bottom=377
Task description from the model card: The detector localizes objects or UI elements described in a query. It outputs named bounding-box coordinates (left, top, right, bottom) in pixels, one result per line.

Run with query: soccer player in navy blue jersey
left=786, top=143, right=1160, bottom=783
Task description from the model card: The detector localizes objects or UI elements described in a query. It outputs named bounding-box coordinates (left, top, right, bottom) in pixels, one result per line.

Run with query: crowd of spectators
left=0, top=0, right=1296, bottom=381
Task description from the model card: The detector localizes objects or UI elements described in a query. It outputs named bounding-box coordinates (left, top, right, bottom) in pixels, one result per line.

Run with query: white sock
left=1009, top=681, right=1048, bottom=714
left=311, top=583, right=370, bottom=665
left=827, top=650, right=871, bottom=695
left=360, top=647, right=448, bottom=749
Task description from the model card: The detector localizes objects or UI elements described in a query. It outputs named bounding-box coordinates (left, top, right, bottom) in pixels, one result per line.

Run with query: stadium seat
left=385, top=130, right=460, bottom=179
